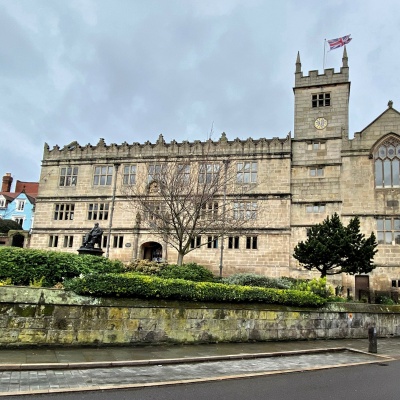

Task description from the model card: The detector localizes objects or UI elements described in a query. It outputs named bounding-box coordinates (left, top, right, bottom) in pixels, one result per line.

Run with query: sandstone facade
left=30, top=49, right=400, bottom=296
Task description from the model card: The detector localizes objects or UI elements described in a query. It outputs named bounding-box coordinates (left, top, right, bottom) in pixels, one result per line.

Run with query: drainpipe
left=106, top=163, right=120, bottom=258
left=219, top=159, right=229, bottom=278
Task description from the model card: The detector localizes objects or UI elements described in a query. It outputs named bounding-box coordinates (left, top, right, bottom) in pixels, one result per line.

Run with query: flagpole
left=323, top=39, right=326, bottom=70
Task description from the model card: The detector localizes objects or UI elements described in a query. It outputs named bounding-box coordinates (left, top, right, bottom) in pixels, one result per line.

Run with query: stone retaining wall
left=1, top=287, right=400, bottom=347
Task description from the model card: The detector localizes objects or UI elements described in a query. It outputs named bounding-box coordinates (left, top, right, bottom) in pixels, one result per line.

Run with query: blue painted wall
left=0, top=193, right=34, bottom=230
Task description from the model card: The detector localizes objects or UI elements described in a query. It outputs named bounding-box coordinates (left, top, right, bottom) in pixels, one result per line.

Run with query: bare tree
left=122, top=147, right=259, bottom=268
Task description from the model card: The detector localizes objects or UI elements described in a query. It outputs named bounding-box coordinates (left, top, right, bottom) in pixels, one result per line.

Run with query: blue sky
left=1, top=0, right=400, bottom=183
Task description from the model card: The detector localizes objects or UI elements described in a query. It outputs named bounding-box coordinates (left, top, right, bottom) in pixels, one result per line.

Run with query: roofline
left=359, top=105, right=400, bottom=134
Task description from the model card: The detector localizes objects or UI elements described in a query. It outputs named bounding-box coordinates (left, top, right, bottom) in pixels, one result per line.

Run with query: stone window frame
left=113, top=235, right=124, bottom=248
left=54, top=203, right=75, bottom=220
left=309, top=167, right=324, bottom=177
left=59, top=166, right=78, bottom=187
left=207, top=235, right=218, bottom=249
left=306, top=203, right=326, bottom=213
left=48, top=235, right=59, bottom=247
left=377, top=217, right=400, bottom=245
left=0, top=197, right=6, bottom=208
left=177, top=163, right=191, bottom=183
left=246, top=236, right=258, bottom=250
left=200, top=202, right=219, bottom=220
left=148, top=163, right=165, bottom=184
left=123, top=165, right=137, bottom=185
left=198, top=163, right=221, bottom=184
left=228, top=236, right=240, bottom=249
left=373, top=136, right=400, bottom=188
left=307, top=141, right=326, bottom=151
left=312, top=92, right=331, bottom=108
left=236, top=161, right=258, bottom=184
left=63, top=235, right=74, bottom=248
left=233, top=201, right=257, bottom=220
left=93, top=165, right=114, bottom=186
left=87, top=202, right=109, bottom=220
left=190, top=235, right=201, bottom=249
left=391, top=279, right=400, bottom=288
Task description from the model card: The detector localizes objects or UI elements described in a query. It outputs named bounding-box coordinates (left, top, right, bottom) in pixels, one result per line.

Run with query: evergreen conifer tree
left=293, top=213, right=378, bottom=277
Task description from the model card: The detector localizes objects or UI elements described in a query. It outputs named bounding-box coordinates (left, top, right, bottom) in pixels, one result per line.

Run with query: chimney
left=2, top=173, right=13, bottom=192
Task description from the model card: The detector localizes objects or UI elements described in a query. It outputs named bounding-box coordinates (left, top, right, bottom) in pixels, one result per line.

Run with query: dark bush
left=0, top=219, right=22, bottom=233
left=64, top=272, right=326, bottom=307
left=0, top=247, right=124, bottom=287
left=157, top=263, right=215, bottom=282
left=375, top=294, right=396, bottom=305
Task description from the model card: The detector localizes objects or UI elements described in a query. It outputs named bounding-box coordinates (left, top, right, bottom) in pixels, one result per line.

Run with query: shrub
left=64, top=272, right=326, bottom=307
left=328, top=296, right=347, bottom=303
left=124, top=261, right=215, bottom=282
left=124, top=259, right=168, bottom=274
left=222, top=273, right=294, bottom=289
left=0, top=247, right=124, bottom=287
left=375, top=295, right=396, bottom=305
left=29, top=276, right=45, bottom=288
left=293, top=277, right=334, bottom=299
left=157, top=263, right=215, bottom=282
left=0, top=278, right=12, bottom=286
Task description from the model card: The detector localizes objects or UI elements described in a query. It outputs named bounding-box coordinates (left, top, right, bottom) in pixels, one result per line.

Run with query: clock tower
left=293, top=47, right=350, bottom=142
left=291, top=47, right=350, bottom=239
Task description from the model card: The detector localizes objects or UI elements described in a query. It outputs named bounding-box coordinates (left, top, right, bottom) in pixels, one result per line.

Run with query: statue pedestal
left=77, top=247, right=104, bottom=257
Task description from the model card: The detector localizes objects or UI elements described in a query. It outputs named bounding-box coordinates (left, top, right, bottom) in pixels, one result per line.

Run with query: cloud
left=0, top=5, right=46, bottom=78
left=1, top=0, right=400, bottom=184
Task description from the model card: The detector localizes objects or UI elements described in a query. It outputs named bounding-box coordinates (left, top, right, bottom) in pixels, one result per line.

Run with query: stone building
left=31, top=48, right=400, bottom=296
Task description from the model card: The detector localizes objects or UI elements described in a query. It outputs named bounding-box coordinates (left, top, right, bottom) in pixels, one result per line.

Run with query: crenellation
left=295, top=67, right=349, bottom=88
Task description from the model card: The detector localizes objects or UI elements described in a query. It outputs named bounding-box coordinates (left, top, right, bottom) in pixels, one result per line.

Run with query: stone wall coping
left=1, top=286, right=400, bottom=314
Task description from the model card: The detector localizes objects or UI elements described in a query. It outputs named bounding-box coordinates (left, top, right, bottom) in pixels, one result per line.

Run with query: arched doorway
left=141, top=241, right=163, bottom=262
left=11, top=233, right=24, bottom=248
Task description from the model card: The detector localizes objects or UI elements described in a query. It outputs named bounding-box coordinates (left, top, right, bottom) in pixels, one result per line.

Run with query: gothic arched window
left=374, top=137, right=400, bottom=188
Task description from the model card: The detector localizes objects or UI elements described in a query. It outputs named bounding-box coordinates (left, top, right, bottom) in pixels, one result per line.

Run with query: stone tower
left=293, top=47, right=350, bottom=142
left=290, top=48, right=350, bottom=269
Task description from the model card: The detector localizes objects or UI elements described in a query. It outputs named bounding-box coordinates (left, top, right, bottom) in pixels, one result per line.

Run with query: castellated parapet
left=294, top=66, right=349, bottom=88
left=42, top=133, right=292, bottom=164
left=294, top=47, right=349, bottom=88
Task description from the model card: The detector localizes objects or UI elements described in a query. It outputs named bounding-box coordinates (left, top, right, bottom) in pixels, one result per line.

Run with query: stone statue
left=82, top=223, right=103, bottom=249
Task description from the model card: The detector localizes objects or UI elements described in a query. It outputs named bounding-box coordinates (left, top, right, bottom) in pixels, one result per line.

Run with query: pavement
left=0, top=337, right=399, bottom=396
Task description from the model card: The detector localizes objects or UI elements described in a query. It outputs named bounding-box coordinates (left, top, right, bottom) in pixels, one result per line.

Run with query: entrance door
left=355, top=275, right=370, bottom=301
left=11, top=233, right=24, bottom=248
left=141, top=241, right=163, bottom=262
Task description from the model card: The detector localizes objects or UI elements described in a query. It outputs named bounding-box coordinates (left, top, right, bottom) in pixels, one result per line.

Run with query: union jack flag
left=327, top=34, right=352, bottom=50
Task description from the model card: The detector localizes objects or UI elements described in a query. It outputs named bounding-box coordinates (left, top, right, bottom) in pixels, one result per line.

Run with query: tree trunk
left=177, top=252, right=184, bottom=266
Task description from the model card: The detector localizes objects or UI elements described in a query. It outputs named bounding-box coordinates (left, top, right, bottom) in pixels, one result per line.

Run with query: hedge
left=64, top=272, right=326, bottom=307
left=124, top=260, right=216, bottom=282
left=156, top=263, right=215, bottom=282
left=0, top=247, right=124, bottom=287
left=222, top=273, right=295, bottom=289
